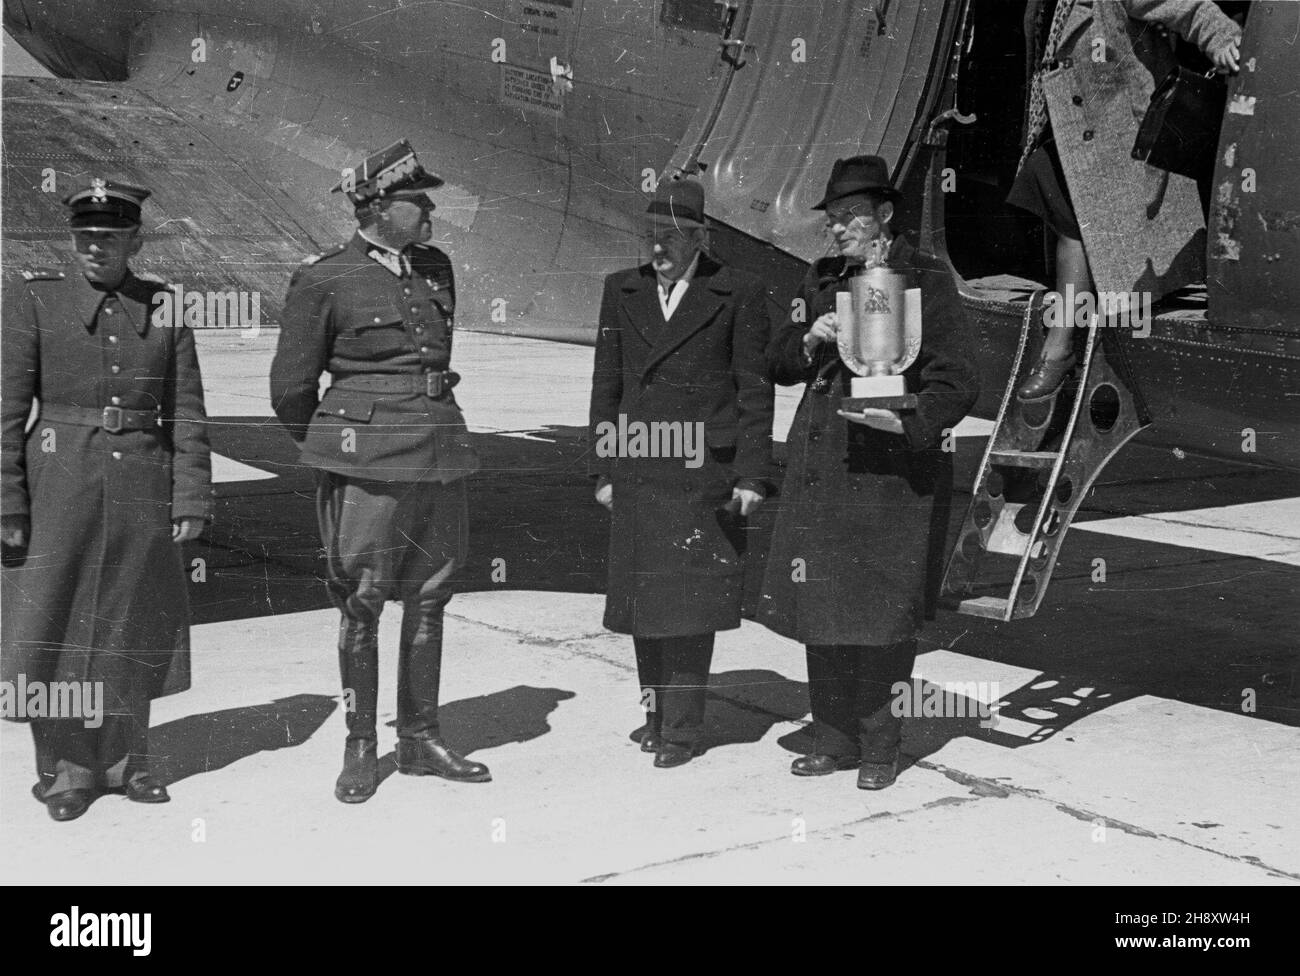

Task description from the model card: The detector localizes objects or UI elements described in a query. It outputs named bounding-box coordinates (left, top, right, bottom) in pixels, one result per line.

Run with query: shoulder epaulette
left=20, top=268, right=65, bottom=282
left=301, top=242, right=348, bottom=266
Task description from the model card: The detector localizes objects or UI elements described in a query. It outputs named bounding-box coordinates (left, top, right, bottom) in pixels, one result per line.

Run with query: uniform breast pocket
left=336, top=306, right=409, bottom=357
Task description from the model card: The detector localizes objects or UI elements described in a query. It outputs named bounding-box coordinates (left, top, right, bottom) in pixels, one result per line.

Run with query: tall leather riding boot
left=395, top=601, right=490, bottom=782
left=335, top=615, right=379, bottom=803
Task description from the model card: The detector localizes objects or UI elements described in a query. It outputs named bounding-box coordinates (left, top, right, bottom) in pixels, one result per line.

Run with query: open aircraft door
left=665, top=0, right=967, bottom=263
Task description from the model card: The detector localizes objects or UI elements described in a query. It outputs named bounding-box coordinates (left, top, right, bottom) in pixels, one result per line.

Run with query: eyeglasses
left=824, top=208, right=869, bottom=228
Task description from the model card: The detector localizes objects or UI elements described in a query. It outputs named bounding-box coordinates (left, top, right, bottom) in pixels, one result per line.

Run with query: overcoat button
left=104, top=308, right=113, bottom=315
left=403, top=288, right=411, bottom=297
left=1082, top=129, right=1094, bottom=141
left=111, top=451, right=123, bottom=460
left=338, top=409, right=346, bottom=415
left=109, top=335, right=118, bottom=343
left=111, top=396, right=121, bottom=405
left=373, top=316, right=382, bottom=323
left=111, top=365, right=120, bottom=373
left=1072, top=94, right=1083, bottom=105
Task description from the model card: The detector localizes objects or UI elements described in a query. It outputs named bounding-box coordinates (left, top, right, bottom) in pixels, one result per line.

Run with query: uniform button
left=104, top=307, right=113, bottom=315
left=1072, top=94, right=1083, bottom=106
left=337, top=409, right=346, bottom=415
left=1082, top=129, right=1094, bottom=141
left=110, top=396, right=121, bottom=405
left=410, top=305, right=420, bottom=314
left=111, top=365, right=121, bottom=373
left=403, top=288, right=412, bottom=297
left=373, top=316, right=382, bottom=323
left=111, top=451, right=123, bottom=460
left=109, top=335, right=118, bottom=344
left=420, top=346, right=429, bottom=353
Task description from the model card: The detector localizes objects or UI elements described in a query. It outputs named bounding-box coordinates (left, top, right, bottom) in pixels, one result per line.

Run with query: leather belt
left=40, top=403, right=162, bottom=433
left=331, top=371, right=460, bottom=399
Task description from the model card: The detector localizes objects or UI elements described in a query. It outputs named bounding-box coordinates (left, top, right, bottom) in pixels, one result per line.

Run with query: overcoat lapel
left=641, top=256, right=729, bottom=376
left=618, top=269, right=659, bottom=351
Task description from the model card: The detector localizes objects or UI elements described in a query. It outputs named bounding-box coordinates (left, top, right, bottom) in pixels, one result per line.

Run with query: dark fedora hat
left=644, top=177, right=707, bottom=229
left=812, top=155, right=902, bottom=211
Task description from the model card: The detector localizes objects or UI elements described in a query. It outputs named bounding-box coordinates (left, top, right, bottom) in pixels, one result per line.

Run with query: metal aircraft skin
left=4, top=0, right=1296, bottom=470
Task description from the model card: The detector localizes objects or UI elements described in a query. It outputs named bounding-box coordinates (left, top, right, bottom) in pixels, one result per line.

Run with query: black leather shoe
left=397, top=737, right=491, bottom=782
left=335, top=738, right=378, bottom=803
left=857, top=757, right=900, bottom=790
left=640, top=733, right=662, bottom=753
left=628, top=723, right=650, bottom=744
left=653, top=742, right=696, bottom=768
left=791, top=754, right=859, bottom=777
left=1017, top=353, right=1077, bottom=401
left=124, top=774, right=170, bottom=804
left=44, top=789, right=93, bottom=822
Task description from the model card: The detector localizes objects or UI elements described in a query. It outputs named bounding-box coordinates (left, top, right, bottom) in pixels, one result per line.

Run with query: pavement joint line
left=444, top=611, right=816, bottom=728
left=919, top=760, right=1300, bottom=882
left=585, top=755, right=1300, bottom=883
left=579, top=791, right=994, bottom=883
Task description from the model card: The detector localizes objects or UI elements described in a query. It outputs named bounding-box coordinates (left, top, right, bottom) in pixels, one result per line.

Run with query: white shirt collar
left=656, top=251, right=701, bottom=320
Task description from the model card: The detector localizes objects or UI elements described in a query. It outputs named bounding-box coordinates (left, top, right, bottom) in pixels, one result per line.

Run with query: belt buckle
left=425, top=371, right=442, bottom=398
left=101, top=406, right=124, bottom=433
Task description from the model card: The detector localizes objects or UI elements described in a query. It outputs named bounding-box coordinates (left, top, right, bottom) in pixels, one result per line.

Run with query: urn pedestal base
left=842, top=374, right=917, bottom=412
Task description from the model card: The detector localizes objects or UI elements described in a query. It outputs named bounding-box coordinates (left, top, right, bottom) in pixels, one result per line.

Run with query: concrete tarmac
left=2, top=329, right=1296, bottom=884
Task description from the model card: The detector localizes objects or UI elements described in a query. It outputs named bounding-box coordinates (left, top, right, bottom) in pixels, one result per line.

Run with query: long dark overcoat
left=589, top=255, right=776, bottom=637
left=756, top=236, right=978, bottom=647
left=1, top=268, right=211, bottom=715
left=1034, top=0, right=1239, bottom=299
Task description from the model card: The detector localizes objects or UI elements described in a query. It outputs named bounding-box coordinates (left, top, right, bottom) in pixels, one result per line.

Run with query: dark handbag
left=1132, top=66, right=1226, bottom=181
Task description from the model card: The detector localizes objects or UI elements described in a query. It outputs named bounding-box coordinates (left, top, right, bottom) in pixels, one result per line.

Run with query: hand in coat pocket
left=172, top=518, right=204, bottom=543
left=730, top=487, right=764, bottom=516
left=1, top=514, right=29, bottom=566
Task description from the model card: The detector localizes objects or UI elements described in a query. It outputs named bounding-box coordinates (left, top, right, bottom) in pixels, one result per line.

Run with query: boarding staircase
left=940, top=296, right=1152, bottom=620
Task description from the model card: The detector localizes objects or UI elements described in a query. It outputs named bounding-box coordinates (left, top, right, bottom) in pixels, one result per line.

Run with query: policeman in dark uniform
left=2, top=180, right=211, bottom=821
left=270, top=140, right=486, bottom=803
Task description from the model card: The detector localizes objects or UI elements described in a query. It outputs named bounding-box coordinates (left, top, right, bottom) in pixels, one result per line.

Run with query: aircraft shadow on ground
left=197, top=417, right=1298, bottom=729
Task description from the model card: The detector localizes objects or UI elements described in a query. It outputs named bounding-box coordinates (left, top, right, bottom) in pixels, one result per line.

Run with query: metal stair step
left=955, top=595, right=1011, bottom=619
left=989, top=449, right=1061, bottom=469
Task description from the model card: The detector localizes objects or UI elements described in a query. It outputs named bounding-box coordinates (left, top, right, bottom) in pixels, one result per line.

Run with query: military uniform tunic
left=1, top=268, right=212, bottom=717
left=270, top=232, right=477, bottom=483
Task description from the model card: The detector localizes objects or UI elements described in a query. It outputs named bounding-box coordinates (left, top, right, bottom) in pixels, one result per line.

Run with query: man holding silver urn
left=756, top=156, right=979, bottom=790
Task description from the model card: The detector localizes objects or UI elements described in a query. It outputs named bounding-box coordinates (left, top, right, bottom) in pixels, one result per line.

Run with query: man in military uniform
left=270, top=140, right=487, bottom=803
left=1, top=180, right=211, bottom=822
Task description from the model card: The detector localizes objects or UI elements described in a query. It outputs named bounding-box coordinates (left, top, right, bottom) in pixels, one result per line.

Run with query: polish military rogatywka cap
left=62, top=179, right=150, bottom=228
left=331, top=139, right=444, bottom=206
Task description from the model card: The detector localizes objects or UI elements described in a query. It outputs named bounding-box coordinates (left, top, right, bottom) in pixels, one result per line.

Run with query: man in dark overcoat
left=589, top=179, right=776, bottom=768
left=270, top=140, right=487, bottom=803
left=1, top=180, right=212, bottom=821
left=757, top=156, right=979, bottom=790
